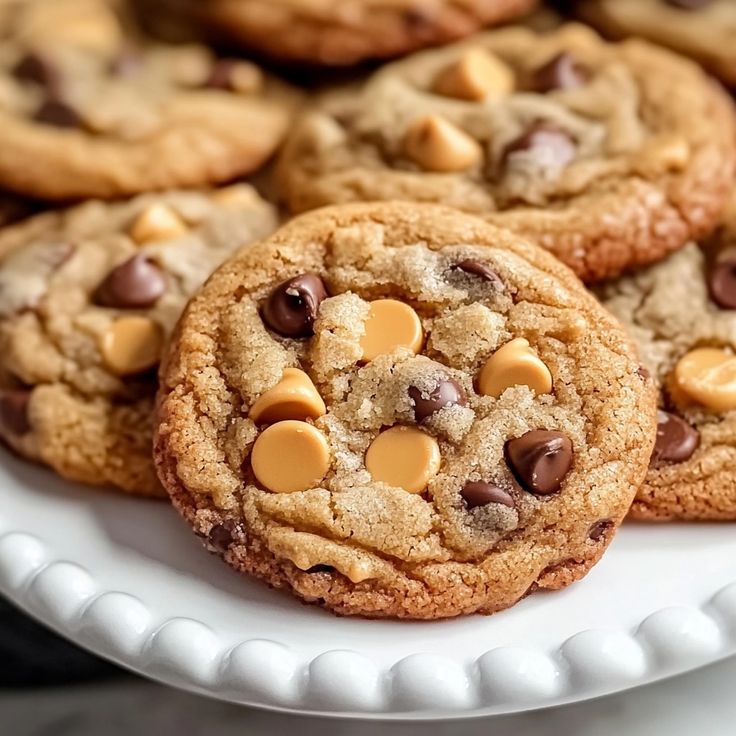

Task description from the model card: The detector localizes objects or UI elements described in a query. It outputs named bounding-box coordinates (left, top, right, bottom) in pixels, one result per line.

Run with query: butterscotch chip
left=403, top=116, right=483, bottom=173
left=0, top=188, right=277, bottom=497
left=100, top=317, right=163, bottom=376
left=249, top=368, right=326, bottom=424
left=477, top=338, right=553, bottom=398
left=434, top=48, right=515, bottom=100
left=129, top=204, right=188, bottom=245
left=674, top=347, right=736, bottom=412
left=155, top=202, right=656, bottom=619
left=365, top=425, right=441, bottom=494
left=251, top=420, right=330, bottom=493
left=359, top=299, right=424, bottom=362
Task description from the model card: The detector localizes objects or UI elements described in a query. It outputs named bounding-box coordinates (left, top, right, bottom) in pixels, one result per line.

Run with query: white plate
left=1, top=452, right=736, bottom=720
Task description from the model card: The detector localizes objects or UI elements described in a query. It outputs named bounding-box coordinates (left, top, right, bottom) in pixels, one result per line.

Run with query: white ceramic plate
left=1, top=452, right=736, bottom=720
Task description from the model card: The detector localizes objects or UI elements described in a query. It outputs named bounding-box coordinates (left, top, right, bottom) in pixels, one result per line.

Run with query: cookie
left=0, top=13, right=300, bottom=200
left=576, top=0, right=736, bottom=87
left=154, top=202, right=656, bottom=619
left=144, top=0, right=538, bottom=66
left=600, top=196, right=736, bottom=521
left=0, top=185, right=277, bottom=496
left=277, top=24, right=736, bottom=283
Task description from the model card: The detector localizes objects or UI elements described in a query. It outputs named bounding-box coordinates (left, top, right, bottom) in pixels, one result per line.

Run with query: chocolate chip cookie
left=277, top=24, right=736, bottom=283
left=0, top=185, right=277, bottom=496
left=154, top=202, right=656, bottom=619
left=576, top=0, right=736, bottom=87
left=601, top=195, right=736, bottom=521
left=0, top=24, right=300, bottom=200
left=145, top=0, right=538, bottom=66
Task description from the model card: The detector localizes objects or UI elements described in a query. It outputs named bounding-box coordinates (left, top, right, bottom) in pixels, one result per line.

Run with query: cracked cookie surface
left=576, top=0, right=736, bottom=87
left=145, top=0, right=538, bottom=66
left=0, top=185, right=277, bottom=496
left=0, top=1, right=300, bottom=200
left=277, top=24, right=735, bottom=283
left=601, top=195, right=736, bottom=521
left=155, top=202, right=656, bottom=619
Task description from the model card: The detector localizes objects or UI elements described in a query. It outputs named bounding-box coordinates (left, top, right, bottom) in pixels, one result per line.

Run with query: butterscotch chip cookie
left=600, top=195, right=736, bottom=521
left=144, top=0, right=538, bottom=66
left=277, top=24, right=736, bottom=283
left=576, top=0, right=736, bottom=87
left=0, top=6, right=300, bottom=200
left=0, top=185, right=277, bottom=496
left=154, top=202, right=656, bottom=619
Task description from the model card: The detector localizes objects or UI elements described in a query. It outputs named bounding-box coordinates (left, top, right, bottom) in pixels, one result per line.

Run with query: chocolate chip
left=0, top=389, right=31, bottom=436
left=637, top=365, right=651, bottom=381
left=588, top=519, right=613, bottom=541
left=461, top=481, right=515, bottom=509
left=531, top=52, right=588, bottom=93
left=651, top=410, right=699, bottom=465
left=502, top=122, right=576, bottom=170
left=13, top=53, right=60, bottom=93
left=453, top=260, right=505, bottom=290
left=504, top=429, right=573, bottom=495
left=94, top=255, right=167, bottom=309
left=409, top=378, right=466, bottom=422
left=666, top=0, right=713, bottom=8
left=261, top=274, right=328, bottom=338
left=34, top=99, right=81, bottom=128
left=708, top=259, right=736, bottom=309
left=207, top=520, right=242, bottom=553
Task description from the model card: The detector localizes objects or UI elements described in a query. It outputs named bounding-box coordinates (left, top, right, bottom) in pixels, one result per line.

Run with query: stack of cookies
left=0, top=0, right=734, bottom=619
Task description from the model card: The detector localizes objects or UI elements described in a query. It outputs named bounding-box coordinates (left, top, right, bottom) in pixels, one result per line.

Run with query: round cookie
left=0, top=185, right=277, bottom=496
left=277, top=24, right=736, bottom=283
left=144, top=0, right=538, bottom=67
left=154, top=202, right=656, bottom=619
left=601, top=196, right=736, bottom=521
left=0, top=8, right=300, bottom=200
left=576, top=0, right=736, bottom=87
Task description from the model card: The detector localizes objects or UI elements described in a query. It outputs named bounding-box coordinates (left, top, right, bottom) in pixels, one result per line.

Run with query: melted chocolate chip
left=461, top=481, right=515, bottom=509
left=588, top=519, right=614, bottom=541
left=207, top=520, right=242, bottom=553
left=505, top=429, right=573, bottom=495
left=94, top=255, right=167, bottom=309
left=261, top=274, right=328, bottom=338
left=13, top=53, right=60, bottom=93
left=502, top=122, right=576, bottom=170
left=651, top=410, right=699, bottom=465
left=34, top=99, right=81, bottom=128
left=409, top=378, right=466, bottom=422
left=0, top=389, right=31, bottom=436
left=708, top=258, right=736, bottom=309
left=453, top=260, right=505, bottom=290
left=531, top=52, right=588, bottom=93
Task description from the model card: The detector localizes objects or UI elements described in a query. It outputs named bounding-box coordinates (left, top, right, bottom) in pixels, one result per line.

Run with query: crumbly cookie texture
left=144, top=0, right=538, bottom=66
left=277, top=24, right=735, bottom=283
left=577, top=0, right=736, bottom=87
left=600, top=196, right=736, bottom=521
left=0, top=185, right=277, bottom=496
left=0, top=3, right=300, bottom=200
left=154, top=202, right=656, bottom=619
